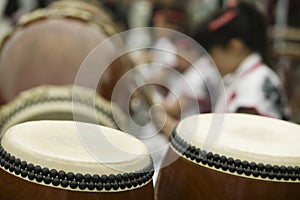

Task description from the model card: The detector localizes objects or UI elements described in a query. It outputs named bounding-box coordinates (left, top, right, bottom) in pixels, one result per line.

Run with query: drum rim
left=169, top=122, right=300, bottom=183
left=0, top=2, right=118, bottom=52
left=0, top=85, right=126, bottom=135
left=0, top=139, right=154, bottom=192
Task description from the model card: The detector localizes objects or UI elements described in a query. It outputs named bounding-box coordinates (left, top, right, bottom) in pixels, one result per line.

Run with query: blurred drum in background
left=0, top=0, right=128, bottom=105
left=155, top=114, right=300, bottom=200
left=0, top=84, right=127, bottom=136
left=0, top=120, right=154, bottom=199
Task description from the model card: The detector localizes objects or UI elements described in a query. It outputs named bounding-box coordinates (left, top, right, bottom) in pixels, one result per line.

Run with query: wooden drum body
left=0, top=0, right=127, bottom=105
left=156, top=114, right=300, bottom=200
left=0, top=121, right=154, bottom=199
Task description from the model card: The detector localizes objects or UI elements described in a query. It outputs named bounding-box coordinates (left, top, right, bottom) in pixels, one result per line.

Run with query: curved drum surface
left=0, top=121, right=154, bottom=199
left=0, top=0, right=127, bottom=105
left=0, top=85, right=127, bottom=136
left=155, top=114, right=300, bottom=200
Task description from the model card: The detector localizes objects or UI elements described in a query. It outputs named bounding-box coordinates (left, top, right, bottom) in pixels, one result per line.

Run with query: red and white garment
left=214, top=53, right=290, bottom=120
left=153, top=56, right=220, bottom=116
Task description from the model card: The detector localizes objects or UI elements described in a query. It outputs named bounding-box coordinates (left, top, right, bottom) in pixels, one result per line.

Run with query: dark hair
left=193, top=2, right=269, bottom=65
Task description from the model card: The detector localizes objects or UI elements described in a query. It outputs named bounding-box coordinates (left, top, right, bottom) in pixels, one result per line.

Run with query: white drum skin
left=0, top=121, right=154, bottom=199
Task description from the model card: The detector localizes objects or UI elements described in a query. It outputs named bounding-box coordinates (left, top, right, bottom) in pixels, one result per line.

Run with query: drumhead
left=171, top=113, right=300, bottom=181
left=0, top=120, right=153, bottom=192
left=0, top=85, right=126, bottom=136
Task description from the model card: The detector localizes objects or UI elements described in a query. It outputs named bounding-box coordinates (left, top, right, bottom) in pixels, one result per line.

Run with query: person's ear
left=228, top=38, right=244, bottom=52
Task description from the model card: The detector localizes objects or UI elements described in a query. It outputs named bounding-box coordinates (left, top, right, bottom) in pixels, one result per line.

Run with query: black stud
left=67, top=172, right=75, bottom=181
left=237, top=167, right=244, bottom=175
left=119, top=181, right=126, bottom=189
left=84, top=174, right=92, bottom=183
left=36, top=174, right=43, bottom=182
left=249, top=162, right=256, bottom=170
left=87, top=182, right=95, bottom=190
left=4, top=161, right=9, bottom=169
left=213, top=154, right=220, bottom=161
left=96, top=182, right=103, bottom=191
left=128, top=173, right=135, bottom=180
left=273, top=165, right=280, bottom=173
left=116, top=174, right=122, bottom=182
left=15, top=158, right=21, bottom=166
left=20, top=161, right=27, bottom=169
left=52, top=178, right=60, bottom=186
left=112, top=182, right=119, bottom=190
left=70, top=180, right=78, bottom=189
left=42, top=167, right=49, bottom=176
left=126, top=181, right=132, bottom=188
left=260, top=171, right=268, bottom=178
left=207, top=152, right=213, bottom=159
left=234, top=159, right=241, bottom=167
left=208, top=159, right=214, bottom=167
left=101, top=175, right=108, bottom=183
left=122, top=173, right=129, bottom=181
left=214, top=161, right=221, bottom=169
left=275, top=172, right=283, bottom=180
left=268, top=172, right=275, bottom=179
left=21, top=169, right=28, bottom=178
left=34, top=165, right=42, bottom=174
left=220, top=155, right=227, bottom=163
left=0, top=158, right=5, bottom=166
left=229, top=165, right=236, bottom=173
left=75, top=173, right=83, bottom=182
left=265, top=164, right=272, bottom=172
left=104, top=182, right=112, bottom=190
left=257, top=163, right=264, bottom=171
left=9, top=164, right=14, bottom=172
left=61, top=180, right=69, bottom=188
left=241, top=161, right=249, bottom=168
left=50, top=169, right=58, bottom=178
left=92, top=174, right=100, bottom=183
left=44, top=176, right=52, bottom=184
left=244, top=168, right=251, bottom=176
left=227, top=157, right=234, bottom=165
left=132, top=180, right=138, bottom=187
left=58, top=170, right=66, bottom=180
left=287, top=166, right=294, bottom=174
left=280, top=166, right=286, bottom=174
left=221, top=163, right=228, bottom=171
left=9, top=156, right=15, bottom=164
left=109, top=174, right=116, bottom=182
left=15, top=166, right=21, bottom=175
left=252, top=170, right=260, bottom=177
left=283, top=173, right=290, bottom=181
left=27, top=163, right=34, bottom=172
left=294, top=166, right=300, bottom=174
left=79, top=182, right=87, bottom=190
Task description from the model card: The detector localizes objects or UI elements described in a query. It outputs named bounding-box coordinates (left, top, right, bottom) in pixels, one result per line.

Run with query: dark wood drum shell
left=155, top=114, right=300, bottom=200
left=0, top=168, right=154, bottom=200
left=156, top=147, right=300, bottom=200
left=0, top=1, right=127, bottom=105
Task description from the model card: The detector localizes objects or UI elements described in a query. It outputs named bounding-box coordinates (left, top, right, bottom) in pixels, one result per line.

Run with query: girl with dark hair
left=193, top=1, right=290, bottom=120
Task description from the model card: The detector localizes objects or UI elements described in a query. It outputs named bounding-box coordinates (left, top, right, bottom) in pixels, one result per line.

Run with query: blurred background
left=0, top=0, right=299, bottom=123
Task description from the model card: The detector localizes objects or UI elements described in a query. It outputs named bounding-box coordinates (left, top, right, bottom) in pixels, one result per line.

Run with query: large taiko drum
left=0, top=120, right=154, bottom=199
left=0, top=84, right=126, bottom=136
left=155, top=114, right=300, bottom=200
left=0, top=0, right=127, bottom=105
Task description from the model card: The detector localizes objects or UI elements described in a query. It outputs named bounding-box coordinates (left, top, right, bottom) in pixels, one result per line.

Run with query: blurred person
left=4, top=0, right=52, bottom=24
left=193, top=1, right=290, bottom=120
left=152, top=38, right=219, bottom=119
